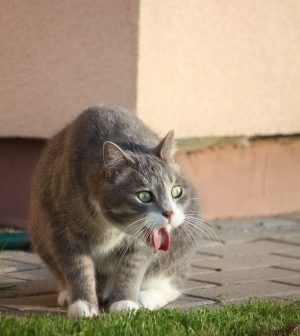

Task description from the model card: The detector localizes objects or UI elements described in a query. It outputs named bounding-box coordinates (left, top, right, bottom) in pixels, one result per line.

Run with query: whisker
left=185, top=214, right=218, bottom=231
left=185, top=219, right=221, bottom=243
left=184, top=220, right=215, bottom=245
left=184, top=218, right=225, bottom=251
left=180, top=224, right=201, bottom=246
left=186, top=217, right=223, bottom=244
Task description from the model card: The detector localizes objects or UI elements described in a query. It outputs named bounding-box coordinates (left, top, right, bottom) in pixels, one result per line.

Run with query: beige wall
left=0, top=0, right=300, bottom=138
left=0, top=0, right=139, bottom=138
left=137, top=0, right=300, bottom=137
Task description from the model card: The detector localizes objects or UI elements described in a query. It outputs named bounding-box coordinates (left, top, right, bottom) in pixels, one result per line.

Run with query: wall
left=0, top=0, right=139, bottom=138
left=1, top=1, right=300, bottom=139
left=137, top=0, right=300, bottom=137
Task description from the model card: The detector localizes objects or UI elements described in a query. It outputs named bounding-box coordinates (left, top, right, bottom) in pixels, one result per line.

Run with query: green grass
left=0, top=301, right=299, bottom=336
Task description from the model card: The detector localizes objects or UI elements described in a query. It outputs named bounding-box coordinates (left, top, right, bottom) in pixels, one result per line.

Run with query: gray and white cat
left=28, top=106, right=201, bottom=317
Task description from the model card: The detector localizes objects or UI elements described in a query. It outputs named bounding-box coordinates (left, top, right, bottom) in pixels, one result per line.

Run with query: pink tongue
left=149, top=227, right=171, bottom=253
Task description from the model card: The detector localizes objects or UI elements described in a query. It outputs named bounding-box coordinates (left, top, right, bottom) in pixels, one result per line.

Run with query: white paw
left=58, top=289, right=71, bottom=307
left=109, top=300, right=140, bottom=312
left=68, top=300, right=99, bottom=318
left=139, top=290, right=164, bottom=310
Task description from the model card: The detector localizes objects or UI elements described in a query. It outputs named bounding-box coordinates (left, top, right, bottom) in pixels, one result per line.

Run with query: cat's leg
left=56, top=250, right=99, bottom=318
left=108, top=251, right=149, bottom=312
left=44, top=257, right=71, bottom=307
left=96, top=271, right=115, bottom=305
left=33, top=241, right=71, bottom=307
left=138, top=276, right=180, bottom=310
left=52, top=260, right=71, bottom=307
left=57, top=288, right=71, bottom=307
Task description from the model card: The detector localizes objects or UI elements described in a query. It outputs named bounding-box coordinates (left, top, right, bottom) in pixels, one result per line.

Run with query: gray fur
left=28, top=106, right=201, bottom=314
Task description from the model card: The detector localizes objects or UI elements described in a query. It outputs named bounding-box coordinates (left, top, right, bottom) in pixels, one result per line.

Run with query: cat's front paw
left=68, top=300, right=99, bottom=318
left=58, top=289, right=71, bottom=307
left=109, top=300, right=140, bottom=312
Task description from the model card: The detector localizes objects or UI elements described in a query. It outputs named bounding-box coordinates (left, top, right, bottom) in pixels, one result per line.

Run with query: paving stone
left=186, top=264, right=300, bottom=287
left=4, top=268, right=52, bottom=281
left=0, top=293, right=57, bottom=307
left=184, top=276, right=300, bottom=303
left=0, top=259, right=40, bottom=275
left=0, top=278, right=55, bottom=299
left=256, top=236, right=300, bottom=248
left=167, top=294, right=216, bottom=309
left=0, top=294, right=66, bottom=315
left=197, top=236, right=300, bottom=255
left=0, top=276, right=26, bottom=290
left=0, top=276, right=26, bottom=301
left=211, top=216, right=300, bottom=240
left=0, top=251, right=43, bottom=266
left=197, top=240, right=300, bottom=260
left=183, top=278, right=219, bottom=290
left=191, top=252, right=300, bottom=273
left=270, top=277, right=300, bottom=288
left=281, top=213, right=300, bottom=224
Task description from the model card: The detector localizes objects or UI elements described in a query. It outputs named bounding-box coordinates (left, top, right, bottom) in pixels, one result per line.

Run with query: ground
left=0, top=214, right=300, bottom=316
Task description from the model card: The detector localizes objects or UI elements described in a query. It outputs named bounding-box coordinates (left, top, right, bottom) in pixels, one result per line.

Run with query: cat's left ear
left=156, top=130, right=176, bottom=163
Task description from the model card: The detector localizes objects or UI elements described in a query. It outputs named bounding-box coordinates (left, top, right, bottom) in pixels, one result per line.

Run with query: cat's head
left=100, top=131, right=193, bottom=252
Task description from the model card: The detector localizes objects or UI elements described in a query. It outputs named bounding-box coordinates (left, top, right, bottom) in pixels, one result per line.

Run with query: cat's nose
left=162, top=211, right=174, bottom=221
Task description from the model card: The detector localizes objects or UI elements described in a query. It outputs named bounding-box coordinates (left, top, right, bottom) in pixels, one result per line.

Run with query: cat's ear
left=103, top=141, right=135, bottom=178
left=156, top=130, right=176, bottom=163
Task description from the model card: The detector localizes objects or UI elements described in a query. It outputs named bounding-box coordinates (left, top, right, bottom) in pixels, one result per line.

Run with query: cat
left=28, top=105, right=201, bottom=317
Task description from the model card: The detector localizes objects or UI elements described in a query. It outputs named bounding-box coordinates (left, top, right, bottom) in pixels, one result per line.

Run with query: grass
left=0, top=301, right=299, bottom=336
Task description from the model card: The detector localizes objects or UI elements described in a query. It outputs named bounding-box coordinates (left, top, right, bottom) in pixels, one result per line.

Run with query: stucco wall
left=137, top=0, right=300, bottom=137
left=0, top=1, right=299, bottom=138
left=0, top=1, right=139, bottom=138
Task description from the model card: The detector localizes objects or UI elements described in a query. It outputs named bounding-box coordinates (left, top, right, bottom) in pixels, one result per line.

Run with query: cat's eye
left=137, top=191, right=153, bottom=203
left=171, top=186, right=183, bottom=199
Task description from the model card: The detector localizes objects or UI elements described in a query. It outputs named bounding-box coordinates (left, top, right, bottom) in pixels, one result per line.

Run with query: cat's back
left=34, top=106, right=159, bottom=182
left=72, top=106, right=159, bottom=149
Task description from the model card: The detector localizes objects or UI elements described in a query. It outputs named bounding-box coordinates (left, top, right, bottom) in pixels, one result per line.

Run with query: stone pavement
left=0, top=214, right=300, bottom=316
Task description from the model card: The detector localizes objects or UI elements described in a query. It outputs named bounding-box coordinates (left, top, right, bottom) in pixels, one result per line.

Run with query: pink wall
left=0, top=1, right=139, bottom=137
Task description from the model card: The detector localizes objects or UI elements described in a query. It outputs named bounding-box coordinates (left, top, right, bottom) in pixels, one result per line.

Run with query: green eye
left=137, top=191, right=153, bottom=203
left=171, top=186, right=183, bottom=199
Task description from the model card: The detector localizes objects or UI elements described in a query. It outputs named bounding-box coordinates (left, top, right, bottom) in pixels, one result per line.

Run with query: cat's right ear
left=156, top=130, right=176, bottom=163
left=103, top=141, right=135, bottom=178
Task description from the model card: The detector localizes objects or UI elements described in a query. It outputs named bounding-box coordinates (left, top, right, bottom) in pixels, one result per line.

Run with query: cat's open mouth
left=146, top=226, right=171, bottom=253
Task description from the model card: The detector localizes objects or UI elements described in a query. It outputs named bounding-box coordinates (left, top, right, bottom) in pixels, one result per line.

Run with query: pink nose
left=162, top=211, right=174, bottom=221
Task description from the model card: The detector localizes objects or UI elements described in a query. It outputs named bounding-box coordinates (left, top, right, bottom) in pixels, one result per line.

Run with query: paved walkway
left=1, top=214, right=300, bottom=316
